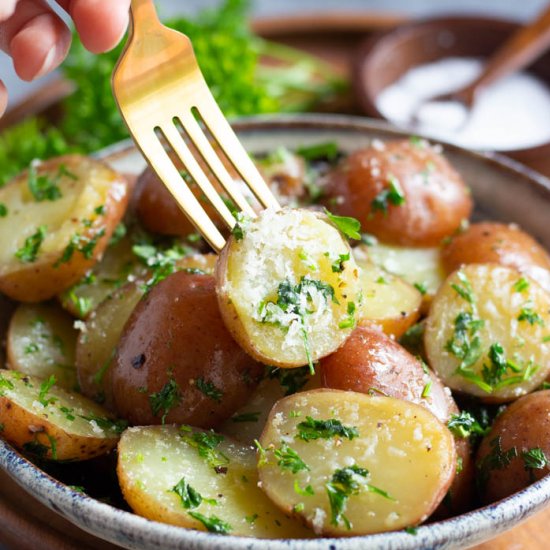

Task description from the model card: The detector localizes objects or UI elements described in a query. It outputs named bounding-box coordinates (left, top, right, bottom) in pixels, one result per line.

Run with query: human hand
left=0, top=0, right=131, bottom=116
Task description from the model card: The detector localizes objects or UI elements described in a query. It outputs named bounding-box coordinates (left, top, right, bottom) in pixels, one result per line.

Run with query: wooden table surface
left=0, top=10, right=548, bottom=549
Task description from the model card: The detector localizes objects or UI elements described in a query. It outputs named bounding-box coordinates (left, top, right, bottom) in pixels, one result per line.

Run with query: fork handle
left=129, top=0, right=161, bottom=34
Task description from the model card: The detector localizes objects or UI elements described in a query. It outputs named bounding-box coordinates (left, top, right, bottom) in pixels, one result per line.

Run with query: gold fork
left=112, top=0, right=280, bottom=252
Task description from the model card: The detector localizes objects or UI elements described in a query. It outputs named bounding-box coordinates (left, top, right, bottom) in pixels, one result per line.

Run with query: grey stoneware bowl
left=1, top=114, right=550, bottom=549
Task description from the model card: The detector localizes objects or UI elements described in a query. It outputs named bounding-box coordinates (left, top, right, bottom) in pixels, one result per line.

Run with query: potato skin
left=324, top=139, right=472, bottom=246
left=112, top=272, right=263, bottom=427
left=442, top=222, right=550, bottom=293
left=320, top=326, right=457, bottom=424
left=476, top=391, right=550, bottom=504
left=0, top=155, right=129, bottom=302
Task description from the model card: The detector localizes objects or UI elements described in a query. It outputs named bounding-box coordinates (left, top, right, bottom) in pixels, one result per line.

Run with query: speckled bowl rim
left=1, top=113, right=550, bottom=550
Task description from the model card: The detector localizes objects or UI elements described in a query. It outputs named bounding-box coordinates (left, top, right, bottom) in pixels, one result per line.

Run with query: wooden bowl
left=353, top=16, right=550, bottom=174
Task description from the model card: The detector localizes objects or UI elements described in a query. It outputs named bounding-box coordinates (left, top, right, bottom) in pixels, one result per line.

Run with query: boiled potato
left=476, top=390, right=550, bottom=504
left=7, top=303, right=78, bottom=390
left=216, top=208, right=362, bottom=368
left=354, top=242, right=445, bottom=299
left=117, top=425, right=312, bottom=538
left=320, top=326, right=457, bottom=424
left=221, top=367, right=321, bottom=445
left=58, top=234, right=148, bottom=319
left=355, top=260, right=421, bottom=338
left=425, top=264, right=550, bottom=402
left=324, top=139, right=472, bottom=246
left=0, top=369, right=124, bottom=460
left=258, top=389, right=456, bottom=536
left=76, top=282, right=144, bottom=410
left=112, top=272, right=263, bottom=427
left=441, top=222, right=550, bottom=293
left=0, top=155, right=129, bottom=302
left=0, top=293, right=16, bottom=367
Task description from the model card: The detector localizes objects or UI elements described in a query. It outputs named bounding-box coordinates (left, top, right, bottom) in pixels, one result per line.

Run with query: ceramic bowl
left=1, top=114, right=550, bottom=550
left=353, top=16, right=550, bottom=176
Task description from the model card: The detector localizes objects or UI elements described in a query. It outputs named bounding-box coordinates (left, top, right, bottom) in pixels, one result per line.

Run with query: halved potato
left=117, top=425, right=312, bottom=538
left=7, top=302, right=78, bottom=390
left=356, top=260, right=421, bottom=338
left=0, top=369, right=124, bottom=460
left=425, top=264, right=550, bottom=402
left=58, top=235, right=148, bottom=319
left=258, top=389, right=455, bottom=536
left=76, top=282, right=144, bottom=409
left=216, top=208, right=362, bottom=368
left=355, top=242, right=445, bottom=299
left=0, top=156, right=129, bottom=302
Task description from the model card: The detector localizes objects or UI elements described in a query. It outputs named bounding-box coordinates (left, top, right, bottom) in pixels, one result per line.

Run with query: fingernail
left=34, top=46, right=57, bottom=79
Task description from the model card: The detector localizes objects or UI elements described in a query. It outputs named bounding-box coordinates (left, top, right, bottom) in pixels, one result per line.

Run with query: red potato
left=320, top=326, right=456, bottom=424
left=442, top=222, right=550, bottom=293
left=0, top=156, right=129, bottom=302
left=324, top=139, right=472, bottom=246
left=111, top=272, right=263, bottom=427
left=476, top=391, right=550, bottom=504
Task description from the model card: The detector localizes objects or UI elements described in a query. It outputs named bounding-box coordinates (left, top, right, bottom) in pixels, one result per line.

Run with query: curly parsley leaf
left=323, top=209, right=361, bottom=240
left=295, top=416, right=359, bottom=442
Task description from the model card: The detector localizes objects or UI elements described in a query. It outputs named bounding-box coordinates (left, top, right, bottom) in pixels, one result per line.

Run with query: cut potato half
left=7, top=302, right=78, bottom=390
left=258, top=389, right=455, bottom=536
left=0, top=370, right=124, bottom=460
left=0, top=155, right=129, bottom=302
left=117, top=425, right=312, bottom=538
left=58, top=235, right=147, bottom=319
left=216, top=208, right=362, bottom=368
left=76, top=282, right=144, bottom=409
left=356, top=260, right=421, bottom=338
left=425, top=264, right=550, bottom=402
left=356, top=242, right=445, bottom=298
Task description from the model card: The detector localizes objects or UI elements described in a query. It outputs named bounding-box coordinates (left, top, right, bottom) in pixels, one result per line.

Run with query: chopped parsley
left=331, top=252, right=350, bottom=273
left=149, top=378, right=182, bottom=424
left=38, top=375, right=57, bottom=407
left=414, top=281, right=428, bottom=295
left=179, top=427, right=229, bottom=469
left=521, top=448, right=548, bottom=471
left=274, top=444, right=310, bottom=473
left=370, top=176, right=406, bottom=216
left=231, top=212, right=250, bottom=241
left=258, top=277, right=338, bottom=374
left=294, top=480, right=315, bottom=496
left=518, top=306, right=544, bottom=326
left=295, top=416, right=359, bottom=442
left=405, top=526, right=418, bottom=535
left=172, top=477, right=208, bottom=509
left=188, top=511, right=232, bottom=534
left=451, top=271, right=475, bottom=305
left=0, top=203, right=7, bottom=217
left=27, top=163, right=75, bottom=202
left=447, top=411, right=491, bottom=441
left=326, top=465, right=393, bottom=529
left=338, top=301, right=357, bottom=330
left=195, top=378, right=223, bottom=403
left=323, top=209, right=361, bottom=240
left=0, top=375, right=15, bottom=396
left=132, top=238, right=191, bottom=290
left=513, top=277, right=530, bottom=293
left=15, top=225, right=47, bottom=263
left=55, top=228, right=106, bottom=267
left=421, top=381, right=432, bottom=398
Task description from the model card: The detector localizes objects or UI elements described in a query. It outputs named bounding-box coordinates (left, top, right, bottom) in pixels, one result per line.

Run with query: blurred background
left=1, top=0, right=548, bottom=106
